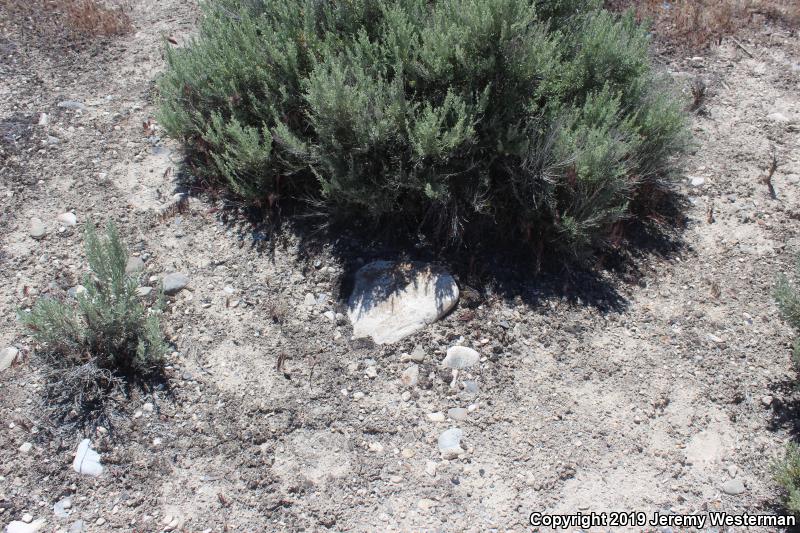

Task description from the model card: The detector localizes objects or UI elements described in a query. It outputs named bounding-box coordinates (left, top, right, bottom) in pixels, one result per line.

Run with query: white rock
left=347, top=261, right=459, bottom=344
left=448, top=408, right=468, bottom=421
left=427, top=412, right=446, bottom=423
left=5, top=519, right=45, bottom=533
left=53, top=497, right=72, bottom=518
left=768, top=112, right=791, bottom=123
left=401, top=345, right=426, bottom=363
left=418, top=498, right=436, bottom=511
left=72, top=439, right=103, bottom=476
left=0, top=347, right=19, bottom=371
left=18, top=442, right=32, bottom=454
left=57, top=212, right=77, bottom=227
left=425, top=460, right=437, bottom=477
left=29, top=218, right=46, bottom=240
left=689, top=176, right=705, bottom=187
left=438, top=428, right=464, bottom=459
left=400, top=365, right=419, bottom=387
left=303, top=293, right=316, bottom=306
left=442, top=346, right=480, bottom=369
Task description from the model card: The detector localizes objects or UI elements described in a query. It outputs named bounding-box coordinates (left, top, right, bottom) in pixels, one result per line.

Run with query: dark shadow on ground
left=767, top=377, right=800, bottom=439
left=170, top=162, right=689, bottom=317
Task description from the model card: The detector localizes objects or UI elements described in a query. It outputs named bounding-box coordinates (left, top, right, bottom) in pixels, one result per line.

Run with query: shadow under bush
left=158, top=0, right=689, bottom=264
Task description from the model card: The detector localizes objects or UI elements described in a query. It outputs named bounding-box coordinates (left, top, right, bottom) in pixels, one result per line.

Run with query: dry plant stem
left=762, top=148, right=779, bottom=199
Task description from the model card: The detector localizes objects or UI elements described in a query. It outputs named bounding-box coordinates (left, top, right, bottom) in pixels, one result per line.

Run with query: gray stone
left=18, top=442, right=32, bottom=454
left=689, top=176, right=705, bottom=187
left=125, top=256, right=145, bottom=274
left=0, top=346, right=19, bottom=371
left=69, top=521, right=86, bottom=533
left=57, top=100, right=85, bottom=110
left=721, top=479, right=746, bottom=495
left=57, top=212, right=77, bottom=227
left=347, top=261, right=459, bottom=344
left=448, top=408, right=468, bottom=421
left=66, top=285, right=86, bottom=299
left=72, top=439, right=103, bottom=476
left=462, top=381, right=479, bottom=398
left=135, top=286, right=152, bottom=297
left=162, top=272, right=189, bottom=295
left=442, top=346, right=480, bottom=369
left=438, top=428, right=464, bottom=459
left=54, top=497, right=72, bottom=518
left=303, top=293, right=316, bottom=306
left=29, top=218, right=46, bottom=240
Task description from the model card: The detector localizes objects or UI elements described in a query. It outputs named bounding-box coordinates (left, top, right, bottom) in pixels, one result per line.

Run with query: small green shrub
left=159, top=0, right=687, bottom=259
left=775, top=443, right=800, bottom=516
left=22, top=222, right=166, bottom=384
left=775, top=256, right=800, bottom=366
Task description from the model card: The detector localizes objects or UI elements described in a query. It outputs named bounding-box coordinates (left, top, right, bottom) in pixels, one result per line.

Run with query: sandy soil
left=1, top=1, right=800, bottom=531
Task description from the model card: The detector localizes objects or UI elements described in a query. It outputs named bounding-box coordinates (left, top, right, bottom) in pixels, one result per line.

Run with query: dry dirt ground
left=1, top=1, right=800, bottom=532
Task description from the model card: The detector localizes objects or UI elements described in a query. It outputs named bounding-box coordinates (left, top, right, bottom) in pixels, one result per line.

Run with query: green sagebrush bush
left=158, top=0, right=687, bottom=258
left=21, top=223, right=167, bottom=377
left=775, top=443, right=800, bottom=516
left=775, top=256, right=800, bottom=366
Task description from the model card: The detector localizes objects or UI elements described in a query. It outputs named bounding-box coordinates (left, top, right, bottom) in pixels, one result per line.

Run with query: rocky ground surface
left=1, top=1, right=800, bottom=532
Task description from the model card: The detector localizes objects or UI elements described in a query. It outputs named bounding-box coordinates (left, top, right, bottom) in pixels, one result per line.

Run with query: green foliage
left=21, top=222, right=167, bottom=376
left=158, top=0, right=688, bottom=258
left=775, top=443, right=800, bottom=516
left=775, top=256, right=800, bottom=366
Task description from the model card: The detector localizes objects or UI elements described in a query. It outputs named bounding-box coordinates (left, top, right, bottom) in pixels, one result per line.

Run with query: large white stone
left=347, top=261, right=459, bottom=344
left=72, top=439, right=103, bottom=476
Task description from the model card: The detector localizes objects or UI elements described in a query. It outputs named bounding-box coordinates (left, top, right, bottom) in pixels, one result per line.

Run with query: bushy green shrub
left=775, top=256, right=800, bottom=366
left=158, top=0, right=687, bottom=258
left=775, top=443, right=800, bottom=516
left=22, top=223, right=167, bottom=377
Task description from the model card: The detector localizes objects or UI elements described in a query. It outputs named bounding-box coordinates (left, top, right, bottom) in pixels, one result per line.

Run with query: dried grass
left=607, top=0, right=799, bottom=48
left=0, top=0, right=132, bottom=49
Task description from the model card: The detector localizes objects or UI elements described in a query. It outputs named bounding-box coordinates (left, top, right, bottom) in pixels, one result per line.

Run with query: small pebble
left=57, top=212, right=77, bottom=226
left=721, top=479, right=746, bottom=495
left=400, top=365, right=419, bottom=387
left=448, top=408, right=468, bottom=421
